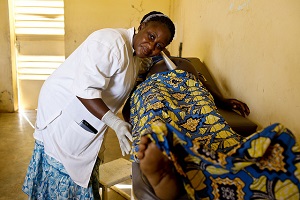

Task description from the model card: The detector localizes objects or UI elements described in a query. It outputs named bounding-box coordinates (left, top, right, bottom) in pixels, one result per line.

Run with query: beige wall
left=0, top=0, right=18, bottom=112
left=64, top=0, right=172, bottom=57
left=171, top=0, right=300, bottom=140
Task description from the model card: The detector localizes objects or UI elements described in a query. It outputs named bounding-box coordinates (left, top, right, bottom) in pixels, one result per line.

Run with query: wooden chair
left=99, top=158, right=132, bottom=200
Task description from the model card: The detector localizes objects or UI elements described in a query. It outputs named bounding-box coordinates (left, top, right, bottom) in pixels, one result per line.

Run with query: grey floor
left=0, top=110, right=131, bottom=200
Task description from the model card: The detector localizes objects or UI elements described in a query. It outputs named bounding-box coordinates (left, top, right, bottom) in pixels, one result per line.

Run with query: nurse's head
left=133, top=11, right=175, bottom=58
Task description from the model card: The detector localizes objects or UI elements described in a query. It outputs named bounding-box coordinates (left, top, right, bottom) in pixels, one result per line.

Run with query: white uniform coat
left=33, top=27, right=139, bottom=188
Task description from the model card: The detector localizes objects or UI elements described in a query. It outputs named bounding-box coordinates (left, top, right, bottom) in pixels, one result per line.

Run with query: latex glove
left=102, top=110, right=133, bottom=156
left=141, top=57, right=153, bottom=68
left=138, top=57, right=153, bottom=74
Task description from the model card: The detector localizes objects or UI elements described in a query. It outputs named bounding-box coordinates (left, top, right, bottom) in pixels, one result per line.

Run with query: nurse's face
left=133, top=21, right=171, bottom=58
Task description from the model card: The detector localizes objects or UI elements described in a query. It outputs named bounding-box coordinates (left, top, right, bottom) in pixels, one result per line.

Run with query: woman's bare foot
left=137, top=136, right=184, bottom=200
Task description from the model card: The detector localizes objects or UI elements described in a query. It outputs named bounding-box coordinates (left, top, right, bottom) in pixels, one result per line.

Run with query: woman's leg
left=131, top=162, right=160, bottom=200
left=137, top=136, right=185, bottom=200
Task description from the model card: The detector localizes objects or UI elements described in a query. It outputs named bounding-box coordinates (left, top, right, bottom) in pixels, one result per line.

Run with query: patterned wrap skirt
left=130, top=70, right=300, bottom=200
left=22, top=140, right=101, bottom=200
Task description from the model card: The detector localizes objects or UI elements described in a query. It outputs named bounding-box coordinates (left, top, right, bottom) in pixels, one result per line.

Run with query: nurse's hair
left=140, top=11, right=175, bottom=44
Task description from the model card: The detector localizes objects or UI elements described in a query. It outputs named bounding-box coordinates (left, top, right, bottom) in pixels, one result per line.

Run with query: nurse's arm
left=77, top=96, right=109, bottom=120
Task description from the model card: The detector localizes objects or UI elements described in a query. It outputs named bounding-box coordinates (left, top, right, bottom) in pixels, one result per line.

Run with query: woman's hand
left=223, top=99, right=250, bottom=117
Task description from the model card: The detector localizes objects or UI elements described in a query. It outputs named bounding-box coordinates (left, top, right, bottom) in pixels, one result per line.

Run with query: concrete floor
left=0, top=110, right=131, bottom=200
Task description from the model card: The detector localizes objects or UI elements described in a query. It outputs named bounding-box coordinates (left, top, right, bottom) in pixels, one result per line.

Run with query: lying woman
left=125, top=57, right=300, bottom=200
left=122, top=56, right=246, bottom=199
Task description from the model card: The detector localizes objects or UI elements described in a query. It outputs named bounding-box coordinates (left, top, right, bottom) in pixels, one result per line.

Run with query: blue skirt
left=22, top=140, right=101, bottom=200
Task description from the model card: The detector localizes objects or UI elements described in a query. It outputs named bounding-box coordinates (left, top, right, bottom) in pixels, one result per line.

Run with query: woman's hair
left=140, top=11, right=175, bottom=44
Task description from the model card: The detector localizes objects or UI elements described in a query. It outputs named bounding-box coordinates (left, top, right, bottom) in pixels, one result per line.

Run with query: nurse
left=22, top=11, right=175, bottom=199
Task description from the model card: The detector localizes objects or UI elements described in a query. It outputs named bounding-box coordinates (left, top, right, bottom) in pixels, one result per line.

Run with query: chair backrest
left=186, top=57, right=222, bottom=97
left=186, top=57, right=257, bottom=136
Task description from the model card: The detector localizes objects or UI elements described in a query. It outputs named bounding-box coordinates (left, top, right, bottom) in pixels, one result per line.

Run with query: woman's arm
left=199, top=79, right=250, bottom=117
left=122, top=97, right=131, bottom=123
left=172, top=57, right=250, bottom=117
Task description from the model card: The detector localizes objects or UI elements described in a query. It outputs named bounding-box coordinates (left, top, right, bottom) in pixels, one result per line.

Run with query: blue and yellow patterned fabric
left=130, top=70, right=241, bottom=162
left=130, top=70, right=300, bottom=200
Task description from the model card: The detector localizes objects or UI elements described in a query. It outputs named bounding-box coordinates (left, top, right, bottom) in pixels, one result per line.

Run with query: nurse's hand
left=102, top=110, right=133, bottom=156
left=113, top=120, right=133, bottom=156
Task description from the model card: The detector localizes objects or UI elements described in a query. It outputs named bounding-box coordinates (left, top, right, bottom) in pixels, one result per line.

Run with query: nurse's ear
left=138, top=22, right=146, bottom=32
